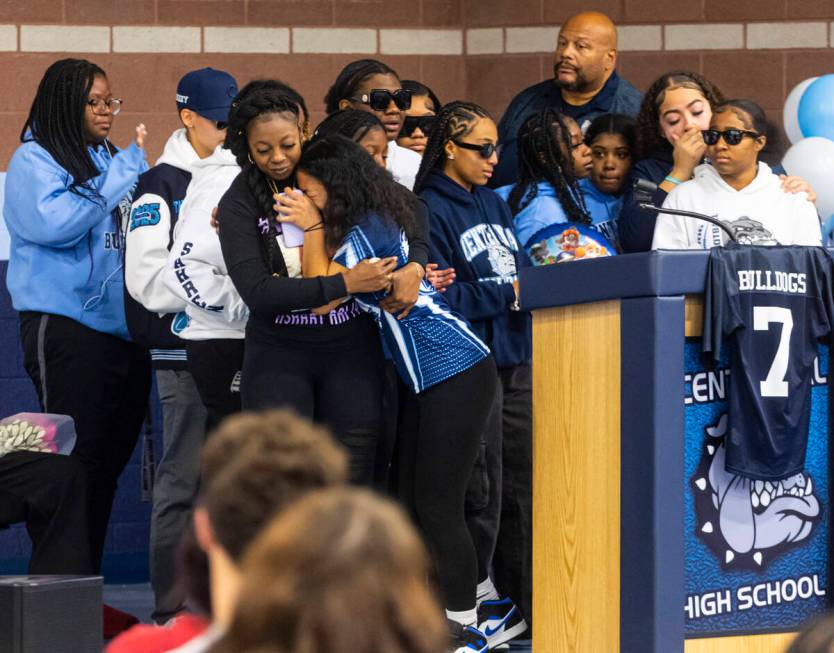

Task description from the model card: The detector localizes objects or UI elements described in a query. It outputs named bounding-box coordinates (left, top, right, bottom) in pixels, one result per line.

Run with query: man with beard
left=490, top=11, right=642, bottom=188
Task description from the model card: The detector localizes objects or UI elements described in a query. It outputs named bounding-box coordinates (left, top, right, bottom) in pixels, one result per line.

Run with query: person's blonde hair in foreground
left=209, top=487, right=448, bottom=653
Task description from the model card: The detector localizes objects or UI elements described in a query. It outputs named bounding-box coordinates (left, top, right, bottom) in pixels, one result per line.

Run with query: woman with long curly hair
left=277, top=134, right=501, bottom=653
left=618, top=70, right=814, bottom=252
left=210, top=488, right=449, bottom=653
left=215, top=83, right=400, bottom=485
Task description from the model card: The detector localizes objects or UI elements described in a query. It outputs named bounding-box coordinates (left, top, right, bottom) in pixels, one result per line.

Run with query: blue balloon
left=823, top=214, right=834, bottom=244
left=798, top=74, right=834, bottom=141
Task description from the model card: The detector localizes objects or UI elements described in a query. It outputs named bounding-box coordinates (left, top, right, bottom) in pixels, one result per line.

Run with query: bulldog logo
left=691, top=414, right=820, bottom=569
left=725, top=217, right=779, bottom=246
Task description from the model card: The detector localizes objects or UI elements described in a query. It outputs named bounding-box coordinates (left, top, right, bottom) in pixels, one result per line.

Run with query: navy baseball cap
left=176, top=68, right=238, bottom=122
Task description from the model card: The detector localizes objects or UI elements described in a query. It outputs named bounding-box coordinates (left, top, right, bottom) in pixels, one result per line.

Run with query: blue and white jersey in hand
left=333, top=214, right=489, bottom=394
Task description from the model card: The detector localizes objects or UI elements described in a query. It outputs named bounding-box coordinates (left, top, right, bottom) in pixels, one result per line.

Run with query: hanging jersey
left=333, top=214, right=490, bottom=393
left=703, top=243, right=834, bottom=480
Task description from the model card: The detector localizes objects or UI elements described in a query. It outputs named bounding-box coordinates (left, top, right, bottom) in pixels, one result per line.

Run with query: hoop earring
left=248, top=153, right=254, bottom=164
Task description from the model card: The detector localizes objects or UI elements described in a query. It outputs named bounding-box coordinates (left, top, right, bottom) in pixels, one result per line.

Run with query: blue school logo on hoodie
left=129, top=202, right=161, bottom=231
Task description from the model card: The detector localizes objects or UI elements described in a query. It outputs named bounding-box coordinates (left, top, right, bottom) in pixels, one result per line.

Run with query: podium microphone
left=633, top=178, right=737, bottom=242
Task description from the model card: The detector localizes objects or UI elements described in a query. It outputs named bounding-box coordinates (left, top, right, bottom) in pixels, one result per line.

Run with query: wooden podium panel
left=532, top=300, right=621, bottom=652
left=684, top=632, right=796, bottom=653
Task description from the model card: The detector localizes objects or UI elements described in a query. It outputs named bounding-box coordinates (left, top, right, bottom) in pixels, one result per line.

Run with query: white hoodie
left=125, top=128, right=198, bottom=313
left=165, top=145, right=248, bottom=340
left=386, top=140, right=421, bottom=190
left=652, top=162, right=822, bottom=250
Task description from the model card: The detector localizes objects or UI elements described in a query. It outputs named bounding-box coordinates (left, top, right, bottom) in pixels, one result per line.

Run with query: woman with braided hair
left=413, top=101, right=531, bottom=648
left=6, top=58, right=151, bottom=577
left=215, top=83, right=402, bottom=485
left=165, top=79, right=307, bottom=434
left=494, top=107, right=597, bottom=251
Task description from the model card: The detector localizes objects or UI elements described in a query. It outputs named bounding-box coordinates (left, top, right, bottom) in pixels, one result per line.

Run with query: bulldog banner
left=684, top=341, right=829, bottom=637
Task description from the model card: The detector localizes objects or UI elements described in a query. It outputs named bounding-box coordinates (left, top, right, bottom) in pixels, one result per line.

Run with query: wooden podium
left=520, top=251, right=826, bottom=653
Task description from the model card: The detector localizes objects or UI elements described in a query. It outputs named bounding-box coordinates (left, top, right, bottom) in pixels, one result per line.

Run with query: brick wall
left=0, top=1, right=830, bottom=165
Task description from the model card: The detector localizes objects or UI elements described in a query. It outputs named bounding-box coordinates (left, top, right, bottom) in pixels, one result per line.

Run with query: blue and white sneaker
left=477, top=597, right=528, bottom=648
left=448, top=621, right=489, bottom=653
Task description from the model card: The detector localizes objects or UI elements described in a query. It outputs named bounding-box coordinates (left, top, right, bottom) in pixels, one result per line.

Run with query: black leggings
left=19, top=312, right=151, bottom=571
left=241, top=318, right=384, bottom=485
left=186, top=338, right=245, bottom=434
left=397, top=356, right=498, bottom=611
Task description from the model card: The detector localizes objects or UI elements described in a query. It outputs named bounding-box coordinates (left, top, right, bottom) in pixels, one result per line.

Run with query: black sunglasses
left=452, top=140, right=497, bottom=159
left=215, top=121, right=228, bottom=131
left=351, top=89, right=412, bottom=111
left=400, top=115, right=436, bottom=138
left=702, top=129, right=761, bottom=146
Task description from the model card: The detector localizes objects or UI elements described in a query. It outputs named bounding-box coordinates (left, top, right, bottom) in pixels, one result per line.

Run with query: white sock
left=476, top=577, right=500, bottom=604
left=446, top=607, right=477, bottom=627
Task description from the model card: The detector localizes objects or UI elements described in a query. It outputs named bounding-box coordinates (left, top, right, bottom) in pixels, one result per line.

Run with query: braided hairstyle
left=312, top=109, right=385, bottom=144
left=635, top=70, right=725, bottom=160
left=225, top=82, right=303, bottom=275
left=297, top=135, right=418, bottom=250
left=413, top=101, right=490, bottom=194
left=324, top=59, right=399, bottom=114
left=22, top=58, right=109, bottom=203
left=507, top=107, right=591, bottom=225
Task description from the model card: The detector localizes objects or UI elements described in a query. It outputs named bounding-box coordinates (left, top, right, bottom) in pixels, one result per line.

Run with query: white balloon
left=782, top=136, right=834, bottom=218
left=783, top=77, right=818, bottom=144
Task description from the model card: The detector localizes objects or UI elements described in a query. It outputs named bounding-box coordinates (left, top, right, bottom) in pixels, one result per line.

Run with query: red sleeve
left=105, top=615, right=209, bottom=653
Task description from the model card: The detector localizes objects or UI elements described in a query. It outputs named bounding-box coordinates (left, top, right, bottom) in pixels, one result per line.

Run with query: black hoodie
left=420, top=171, right=531, bottom=368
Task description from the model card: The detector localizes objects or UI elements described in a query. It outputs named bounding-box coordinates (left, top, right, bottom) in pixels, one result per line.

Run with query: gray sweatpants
left=150, top=369, right=207, bottom=623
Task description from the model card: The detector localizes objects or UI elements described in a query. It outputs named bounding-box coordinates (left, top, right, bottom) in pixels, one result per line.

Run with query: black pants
left=492, top=363, right=533, bottom=625
left=397, top=356, right=498, bottom=611
left=241, top=319, right=384, bottom=485
left=465, top=377, right=503, bottom=583
left=186, top=339, right=244, bottom=434
left=0, top=451, right=94, bottom=574
left=19, top=312, right=151, bottom=570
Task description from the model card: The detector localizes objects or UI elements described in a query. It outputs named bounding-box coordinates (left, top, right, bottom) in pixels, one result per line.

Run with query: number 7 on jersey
left=753, top=306, right=793, bottom=398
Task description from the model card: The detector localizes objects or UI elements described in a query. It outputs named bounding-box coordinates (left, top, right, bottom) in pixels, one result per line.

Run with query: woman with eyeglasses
left=396, top=80, right=441, bottom=155
left=4, top=58, right=151, bottom=573
left=620, top=71, right=814, bottom=253
left=652, top=99, right=822, bottom=249
left=325, top=59, right=422, bottom=191
left=412, top=102, right=531, bottom=649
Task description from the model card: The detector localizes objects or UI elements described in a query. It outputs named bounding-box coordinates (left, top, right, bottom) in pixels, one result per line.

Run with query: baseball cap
left=176, top=68, right=238, bottom=122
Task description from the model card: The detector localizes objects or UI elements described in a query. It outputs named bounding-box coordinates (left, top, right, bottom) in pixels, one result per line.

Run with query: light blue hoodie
left=496, top=180, right=578, bottom=249
left=497, top=179, right=622, bottom=250
left=578, top=177, right=623, bottom=250
left=4, top=140, right=147, bottom=339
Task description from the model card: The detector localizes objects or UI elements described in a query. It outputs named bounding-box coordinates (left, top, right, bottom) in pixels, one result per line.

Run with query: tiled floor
left=103, top=583, right=533, bottom=652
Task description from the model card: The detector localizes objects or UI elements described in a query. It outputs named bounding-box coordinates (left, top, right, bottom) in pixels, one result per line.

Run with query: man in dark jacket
left=491, top=11, right=642, bottom=188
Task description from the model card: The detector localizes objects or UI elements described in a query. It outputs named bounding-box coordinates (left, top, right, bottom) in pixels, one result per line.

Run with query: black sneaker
left=477, top=597, right=528, bottom=648
left=448, top=620, right=489, bottom=653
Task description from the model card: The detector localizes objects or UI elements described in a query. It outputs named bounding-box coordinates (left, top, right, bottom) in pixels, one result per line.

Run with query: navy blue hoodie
left=420, top=171, right=531, bottom=368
